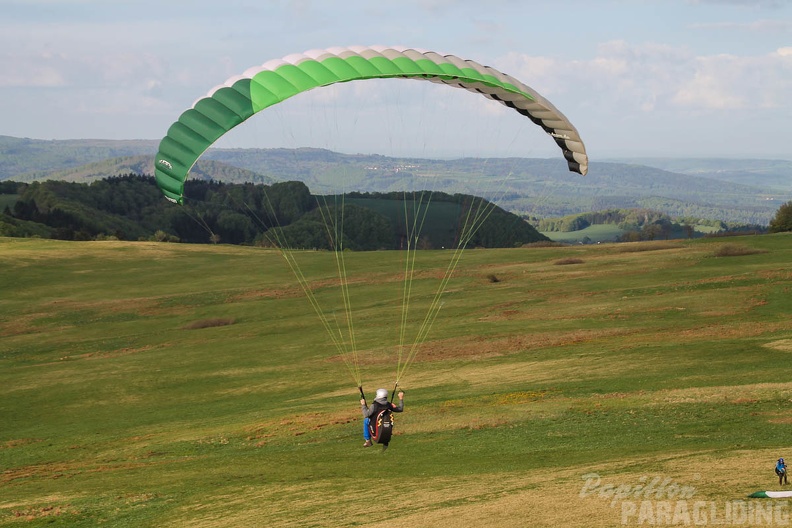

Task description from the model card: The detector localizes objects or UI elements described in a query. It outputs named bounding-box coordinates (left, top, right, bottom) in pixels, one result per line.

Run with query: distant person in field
left=360, top=388, right=404, bottom=447
left=776, top=458, right=788, bottom=485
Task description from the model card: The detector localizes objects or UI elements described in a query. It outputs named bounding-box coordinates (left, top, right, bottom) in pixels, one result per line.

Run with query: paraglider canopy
left=155, top=46, right=588, bottom=205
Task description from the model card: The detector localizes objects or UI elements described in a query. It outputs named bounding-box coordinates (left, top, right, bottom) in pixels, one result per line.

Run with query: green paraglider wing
left=155, top=46, right=588, bottom=204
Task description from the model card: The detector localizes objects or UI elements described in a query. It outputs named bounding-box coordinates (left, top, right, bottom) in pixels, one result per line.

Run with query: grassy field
left=1, top=235, right=792, bottom=526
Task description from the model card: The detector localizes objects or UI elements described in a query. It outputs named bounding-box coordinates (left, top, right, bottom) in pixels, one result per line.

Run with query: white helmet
left=376, top=388, right=388, bottom=399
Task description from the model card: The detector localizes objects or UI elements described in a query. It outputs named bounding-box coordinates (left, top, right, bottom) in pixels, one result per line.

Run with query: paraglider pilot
left=361, top=388, right=404, bottom=447
left=776, top=458, right=788, bottom=485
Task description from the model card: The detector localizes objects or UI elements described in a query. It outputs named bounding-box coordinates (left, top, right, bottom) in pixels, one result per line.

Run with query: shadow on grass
left=182, top=318, right=236, bottom=330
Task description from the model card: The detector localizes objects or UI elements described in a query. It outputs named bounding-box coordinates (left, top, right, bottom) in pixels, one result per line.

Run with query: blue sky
left=1, top=0, right=791, bottom=160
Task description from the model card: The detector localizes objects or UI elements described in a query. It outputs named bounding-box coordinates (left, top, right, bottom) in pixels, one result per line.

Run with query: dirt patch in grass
left=758, top=269, right=792, bottom=281
left=1, top=438, right=42, bottom=450
left=2, top=458, right=176, bottom=485
left=227, top=287, right=303, bottom=302
left=695, top=274, right=755, bottom=285
left=228, top=272, right=406, bottom=304
left=522, top=240, right=568, bottom=248
left=328, top=328, right=634, bottom=367
left=243, top=409, right=357, bottom=445
left=7, top=504, right=80, bottom=521
left=678, top=321, right=789, bottom=340
left=465, top=328, right=633, bottom=357
left=554, top=257, right=585, bottom=265
left=616, top=242, right=684, bottom=253
left=182, top=318, right=235, bottom=330
left=0, top=312, right=57, bottom=338
left=1, top=462, right=83, bottom=484
left=767, top=415, right=792, bottom=424
left=712, top=243, right=768, bottom=257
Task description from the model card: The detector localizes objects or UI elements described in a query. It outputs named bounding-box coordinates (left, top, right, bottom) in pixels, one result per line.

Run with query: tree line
left=532, top=207, right=774, bottom=240
left=0, top=174, right=548, bottom=249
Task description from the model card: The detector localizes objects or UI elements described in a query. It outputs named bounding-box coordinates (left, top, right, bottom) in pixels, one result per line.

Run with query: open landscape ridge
left=1, top=234, right=791, bottom=526
left=1, top=136, right=790, bottom=224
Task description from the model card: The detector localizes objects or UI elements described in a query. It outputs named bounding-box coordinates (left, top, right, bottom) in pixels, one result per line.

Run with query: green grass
left=1, top=234, right=792, bottom=526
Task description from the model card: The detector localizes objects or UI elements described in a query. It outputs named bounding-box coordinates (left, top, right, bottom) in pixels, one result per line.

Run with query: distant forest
left=532, top=208, right=767, bottom=242
left=0, top=175, right=548, bottom=249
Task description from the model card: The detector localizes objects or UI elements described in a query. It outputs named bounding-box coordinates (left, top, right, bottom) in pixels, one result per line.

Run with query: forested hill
left=1, top=135, right=789, bottom=225
left=0, top=175, right=547, bottom=248
left=0, top=136, right=156, bottom=178
left=10, top=154, right=274, bottom=187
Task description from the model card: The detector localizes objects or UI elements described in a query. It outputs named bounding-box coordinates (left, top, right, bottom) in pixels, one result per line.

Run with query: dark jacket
left=362, top=396, right=404, bottom=418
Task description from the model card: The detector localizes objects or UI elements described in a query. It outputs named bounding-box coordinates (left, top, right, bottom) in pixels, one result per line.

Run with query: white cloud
left=497, top=40, right=792, bottom=115
left=675, top=49, right=792, bottom=109
left=0, top=52, right=66, bottom=87
left=672, top=58, right=745, bottom=109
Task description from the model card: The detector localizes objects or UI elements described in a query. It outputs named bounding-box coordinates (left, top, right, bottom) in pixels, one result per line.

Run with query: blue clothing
left=363, top=417, right=372, bottom=441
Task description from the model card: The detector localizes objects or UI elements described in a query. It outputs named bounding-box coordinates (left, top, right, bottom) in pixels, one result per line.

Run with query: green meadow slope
left=1, top=235, right=791, bottom=526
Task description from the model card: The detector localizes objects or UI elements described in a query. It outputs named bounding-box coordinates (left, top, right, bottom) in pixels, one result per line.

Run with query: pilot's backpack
left=368, top=408, right=394, bottom=445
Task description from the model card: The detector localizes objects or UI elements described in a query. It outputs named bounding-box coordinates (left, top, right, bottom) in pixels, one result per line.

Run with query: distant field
left=543, top=223, right=731, bottom=243
left=694, top=224, right=724, bottom=234
left=542, top=223, right=625, bottom=243
left=1, top=235, right=791, bottom=526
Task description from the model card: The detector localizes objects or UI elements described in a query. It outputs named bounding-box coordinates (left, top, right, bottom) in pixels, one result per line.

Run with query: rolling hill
left=1, top=136, right=789, bottom=224
left=608, top=157, right=792, bottom=192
